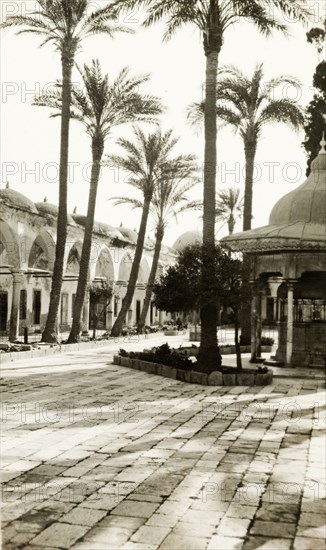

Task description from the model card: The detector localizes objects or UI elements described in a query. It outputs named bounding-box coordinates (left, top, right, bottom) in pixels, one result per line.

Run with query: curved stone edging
left=113, top=355, right=273, bottom=386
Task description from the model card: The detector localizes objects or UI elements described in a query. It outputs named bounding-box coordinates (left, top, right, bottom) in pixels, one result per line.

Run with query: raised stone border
left=0, top=332, right=165, bottom=365
left=113, top=355, right=273, bottom=386
left=164, top=330, right=184, bottom=336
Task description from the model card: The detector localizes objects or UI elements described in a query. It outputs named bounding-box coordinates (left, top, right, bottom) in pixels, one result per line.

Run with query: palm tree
left=189, top=63, right=304, bottom=344
left=2, top=0, right=130, bottom=343
left=111, top=0, right=310, bottom=371
left=112, top=157, right=200, bottom=333
left=215, top=187, right=243, bottom=235
left=189, top=64, right=304, bottom=231
left=108, top=127, right=184, bottom=337
left=34, top=60, right=162, bottom=343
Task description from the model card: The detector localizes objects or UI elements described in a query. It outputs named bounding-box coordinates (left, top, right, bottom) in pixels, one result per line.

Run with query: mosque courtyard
left=1, top=336, right=325, bottom=550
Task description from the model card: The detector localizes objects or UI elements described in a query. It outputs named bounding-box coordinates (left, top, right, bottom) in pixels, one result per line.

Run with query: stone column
left=250, top=284, right=258, bottom=362
left=286, top=280, right=296, bottom=366
left=127, top=308, right=133, bottom=327
left=158, top=310, right=163, bottom=326
left=268, top=276, right=284, bottom=358
left=273, top=298, right=278, bottom=322
left=256, top=290, right=263, bottom=358
left=82, top=291, right=90, bottom=335
left=9, top=270, right=24, bottom=342
left=107, top=309, right=113, bottom=330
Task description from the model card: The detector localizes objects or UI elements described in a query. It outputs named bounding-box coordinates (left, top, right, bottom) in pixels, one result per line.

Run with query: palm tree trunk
left=67, top=135, right=104, bottom=343
left=240, top=141, right=257, bottom=344
left=42, top=49, right=74, bottom=343
left=111, top=194, right=152, bottom=337
left=243, top=142, right=257, bottom=231
left=137, top=223, right=164, bottom=334
left=198, top=46, right=221, bottom=372
left=228, top=213, right=235, bottom=235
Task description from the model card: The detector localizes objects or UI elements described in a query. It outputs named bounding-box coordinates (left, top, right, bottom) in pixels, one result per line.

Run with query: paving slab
left=1, top=343, right=325, bottom=549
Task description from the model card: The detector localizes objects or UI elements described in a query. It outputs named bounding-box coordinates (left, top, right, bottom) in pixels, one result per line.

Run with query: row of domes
left=0, top=186, right=140, bottom=244
left=0, top=185, right=188, bottom=252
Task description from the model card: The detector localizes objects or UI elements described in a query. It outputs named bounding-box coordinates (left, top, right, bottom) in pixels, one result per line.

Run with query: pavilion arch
left=93, top=245, right=115, bottom=282
left=0, top=219, right=20, bottom=268
left=65, top=241, right=83, bottom=276
left=137, top=257, right=150, bottom=284
left=28, top=231, right=56, bottom=272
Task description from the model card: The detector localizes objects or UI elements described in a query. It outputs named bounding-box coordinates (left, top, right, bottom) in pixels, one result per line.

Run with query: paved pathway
left=1, top=341, right=325, bottom=550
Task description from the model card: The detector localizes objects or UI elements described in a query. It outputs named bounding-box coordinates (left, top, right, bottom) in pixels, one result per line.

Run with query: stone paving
left=1, top=338, right=325, bottom=550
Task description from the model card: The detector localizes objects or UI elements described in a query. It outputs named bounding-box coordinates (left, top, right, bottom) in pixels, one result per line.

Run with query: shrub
left=118, top=343, right=194, bottom=370
left=261, top=336, right=274, bottom=346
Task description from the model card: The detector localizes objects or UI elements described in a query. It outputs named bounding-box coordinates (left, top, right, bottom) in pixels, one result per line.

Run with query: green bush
left=261, top=336, right=274, bottom=346
left=119, top=343, right=195, bottom=370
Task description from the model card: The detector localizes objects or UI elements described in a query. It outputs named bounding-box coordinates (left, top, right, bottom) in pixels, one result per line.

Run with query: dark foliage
left=303, top=58, right=326, bottom=175
left=153, top=243, right=251, bottom=314
left=119, top=343, right=195, bottom=370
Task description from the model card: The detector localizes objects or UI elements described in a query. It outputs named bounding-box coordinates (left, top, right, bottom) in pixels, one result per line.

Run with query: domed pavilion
left=222, top=138, right=326, bottom=368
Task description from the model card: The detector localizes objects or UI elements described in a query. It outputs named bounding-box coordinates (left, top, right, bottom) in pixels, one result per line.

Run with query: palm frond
left=110, top=196, right=143, bottom=210
left=187, top=101, right=205, bottom=129
left=259, top=99, right=304, bottom=130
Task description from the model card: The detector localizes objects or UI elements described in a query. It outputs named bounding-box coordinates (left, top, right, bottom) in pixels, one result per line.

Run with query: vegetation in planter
left=120, top=326, right=138, bottom=336
left=119, top=343, right=196, bottom=371
left=144, top=325, right=161, bottom=333
left=261, top=336, right=274, bottom=346
left=153, top=244, right=251, bottom=372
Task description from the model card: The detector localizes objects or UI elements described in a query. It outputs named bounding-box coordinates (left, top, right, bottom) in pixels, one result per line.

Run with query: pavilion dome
left=0, top=184, right=38, bottom=214
left=221, top=138, right=326, bottom=253
left=173, top=231, right=202, bottom=251
left=269, top=141, right=326, bottom=226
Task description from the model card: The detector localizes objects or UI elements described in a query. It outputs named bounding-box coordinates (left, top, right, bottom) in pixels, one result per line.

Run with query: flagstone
left=2, top=343, right=325, bottom=549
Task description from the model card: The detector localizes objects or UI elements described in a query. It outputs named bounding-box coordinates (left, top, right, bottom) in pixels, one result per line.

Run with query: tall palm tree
left=215, top=187, right=243, bottom=235
left=189, top=63, right=304, bottom=344
left=2, top=0, right=130, bottom=343
left=34, top=60, right=162, bottom=343
left=189, top=64, right=304, bottom=231
left=112, top=157, right=200, bottom=333
left=107, top=127, right=184, bottom=337
left=111, top=0, right=310, bottom=370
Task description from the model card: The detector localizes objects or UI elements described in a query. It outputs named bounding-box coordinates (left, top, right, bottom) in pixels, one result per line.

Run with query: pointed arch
left=28, top=231, right=56, bottom=272
left=0, top=219, right=20, bottom=268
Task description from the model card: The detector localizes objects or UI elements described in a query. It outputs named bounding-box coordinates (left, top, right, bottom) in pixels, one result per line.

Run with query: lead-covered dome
left=173, top=231, right=202, bottom=251
left=221, top=138, right=326, bottom=252
left=118, top=226, right=138, bottom=243
left=269, top=141, right=326, bottom=226
left=0, top=184, right=38, bottom=214
left=35, top=197, right=74, bottom=224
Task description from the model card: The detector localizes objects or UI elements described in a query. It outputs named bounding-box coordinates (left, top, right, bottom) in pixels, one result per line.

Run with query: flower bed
left=114, top=344, right=273, bottom=386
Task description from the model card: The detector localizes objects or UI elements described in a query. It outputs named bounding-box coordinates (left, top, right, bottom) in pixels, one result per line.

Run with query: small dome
left=118, top=226, right=138, bottom=243
left=173, top=231, right=202, bottom=251
left=0, top=187, right=38, bottom=214
left=269, top=142, right=326, bottom=226
left=35, top=200, right=74, bottom=224
left=72, top=214, right=125, bottom=240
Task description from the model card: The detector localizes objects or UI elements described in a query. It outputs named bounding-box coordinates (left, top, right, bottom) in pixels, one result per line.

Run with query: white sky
left=1, top=1, right=325, bottom=245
